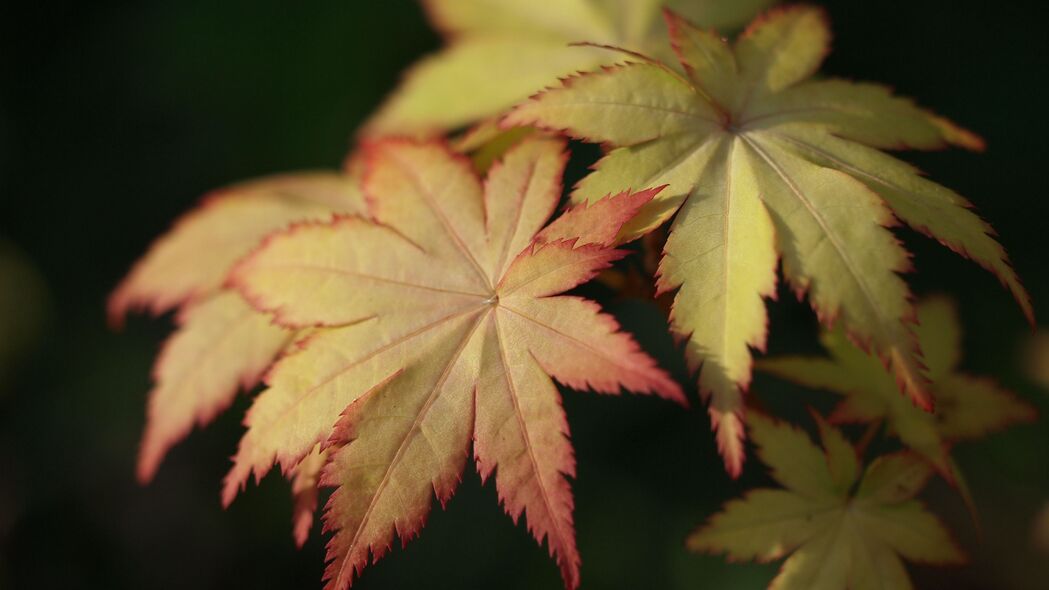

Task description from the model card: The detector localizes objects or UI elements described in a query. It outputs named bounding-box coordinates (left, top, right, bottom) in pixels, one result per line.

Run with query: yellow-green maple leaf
left=364, top=0, right=773, bottom=135
left=758, top=296, right=1036, bottom=477
left=110, top=172, right=367, bottom=482
left=506, top=6, right=1031, bottom=474
left=222, top=137, right=684, bottom=589
left=689, top=412, right=965, bottom=590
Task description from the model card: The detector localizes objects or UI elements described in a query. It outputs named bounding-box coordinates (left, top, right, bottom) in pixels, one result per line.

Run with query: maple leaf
left=363, top=0, right=773, bottom=135
left=110, top=172, right=366, bottom=321
left=758, top=296, right=1036, bottom=478
left=689, top=412, right=966, bottom=590
left=505, top=6, right=1032, bottom=475
left=222, top=137, right=684, bottom=589
left=109, top=172, right=366, bottom=482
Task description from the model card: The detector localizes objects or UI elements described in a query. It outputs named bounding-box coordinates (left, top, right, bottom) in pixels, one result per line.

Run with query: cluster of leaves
left=717, top=298, right=1034, bottom=587
left=112, top=2, right=1036, bottom=589
left=759, top=298, right=1035, bottom=482
left=114, top=139, right=683, bottom=588
left=506, top=6, right=1030, bottom=474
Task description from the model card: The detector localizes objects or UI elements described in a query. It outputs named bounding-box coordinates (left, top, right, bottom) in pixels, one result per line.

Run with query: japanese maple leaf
left=363, top=0, right=773, bottom=135
left=506, top=6, right=1032, bottom=475
left=109, top=172, right=366, bottom=483
left=758, top=296, right=1036, bottom=478
left=689, top=412, right=965, bottom=590
left=222, top=137, right=684, bottom=589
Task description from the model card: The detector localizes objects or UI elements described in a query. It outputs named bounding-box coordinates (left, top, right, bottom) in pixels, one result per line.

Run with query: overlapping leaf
left=110, top=173, right=366, bottom=321
left=689, top=413, right=965, bottom=589
left=291, top=444, right=332, bottom=547
left=758, top=297, right=1036, bottom=477
left=110, top=172, right=366, bottom=482
left=222, top=137, right=684, bottom=589
left=506, top=6, right=1031, bottom=474
left=364, top=0, right=773, bottom=135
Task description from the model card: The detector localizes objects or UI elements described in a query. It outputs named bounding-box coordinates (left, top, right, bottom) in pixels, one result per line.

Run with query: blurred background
left=1, top=1, right=1047, bottom=588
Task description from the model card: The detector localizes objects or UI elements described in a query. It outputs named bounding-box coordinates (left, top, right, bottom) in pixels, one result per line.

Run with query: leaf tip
left=711, top=407, right=747, bottom=478
left=931, top=115, right=987, bottom=152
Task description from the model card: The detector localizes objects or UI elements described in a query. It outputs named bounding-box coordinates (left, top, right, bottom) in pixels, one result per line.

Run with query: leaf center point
left=723, top=115, right=741, bottom=134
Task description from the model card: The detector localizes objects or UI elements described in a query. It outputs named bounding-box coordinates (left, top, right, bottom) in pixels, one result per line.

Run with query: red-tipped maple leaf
left=222, top=137, right=684, bottom=589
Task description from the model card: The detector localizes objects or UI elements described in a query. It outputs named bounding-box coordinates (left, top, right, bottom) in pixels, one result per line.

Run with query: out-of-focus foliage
left=364, top=0, right=774, bottom=135
left=759, top=297, right=1036, bottom=478
left=1024, top=330, right=1049, bottom=391
left=689, top=413, right=964, bottom=590
left=1024, top=334, right=1049, bottom=557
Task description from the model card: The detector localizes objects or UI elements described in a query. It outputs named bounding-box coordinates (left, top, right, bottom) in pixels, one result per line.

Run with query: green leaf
left=759, top=297, right=1037, bottom=477
left=689, top=414, right=965, bottom=590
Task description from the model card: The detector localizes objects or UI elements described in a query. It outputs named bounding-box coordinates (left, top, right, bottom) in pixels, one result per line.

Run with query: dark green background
left=1, top=1, right=1047, bottom=588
